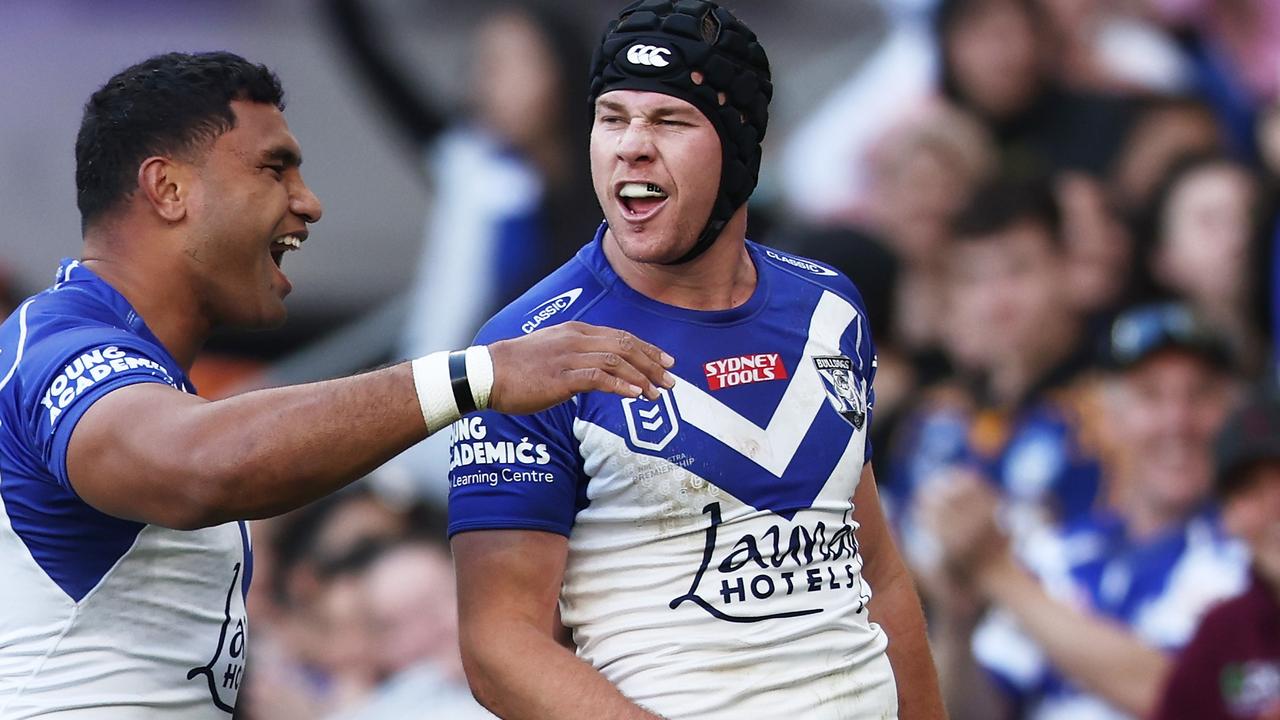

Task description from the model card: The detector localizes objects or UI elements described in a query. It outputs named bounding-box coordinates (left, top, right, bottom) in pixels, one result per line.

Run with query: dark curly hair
left=75, top=51, right=285, bottom=230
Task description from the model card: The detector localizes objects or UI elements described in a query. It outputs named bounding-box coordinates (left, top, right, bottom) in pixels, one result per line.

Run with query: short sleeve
left=446, top=400, right=585, bottom=538
left=21, top=332, right=180, bottom=492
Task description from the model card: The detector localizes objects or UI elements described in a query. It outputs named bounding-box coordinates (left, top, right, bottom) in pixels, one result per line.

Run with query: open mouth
left=617, top=181, right=669, bottom=222
left=270, top=233, right=305, bottom=269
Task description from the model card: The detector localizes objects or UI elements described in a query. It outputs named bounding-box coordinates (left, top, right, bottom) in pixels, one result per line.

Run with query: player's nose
left=616, top=119, right=656, bottom=164
left=290, top=176, right=323, bottom=224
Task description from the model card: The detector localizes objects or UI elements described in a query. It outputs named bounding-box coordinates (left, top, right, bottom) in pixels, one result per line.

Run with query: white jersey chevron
left=449, top=230, right=897, bottom=718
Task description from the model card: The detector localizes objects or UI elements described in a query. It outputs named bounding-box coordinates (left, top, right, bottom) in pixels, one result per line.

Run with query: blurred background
left=3, top=0, right=1279, bottom=718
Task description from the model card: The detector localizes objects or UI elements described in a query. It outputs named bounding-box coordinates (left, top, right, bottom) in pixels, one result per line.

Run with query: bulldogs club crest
left=813, top=355, right=866, bottom=430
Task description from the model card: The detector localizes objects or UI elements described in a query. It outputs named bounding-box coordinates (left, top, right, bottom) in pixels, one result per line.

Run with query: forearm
left=182, top=363, right=426, bottom=524
left=73, top=322, right=673, bottom=528
left=871, top=561, right=948, bottom=720
left=979, top=554, right=1170, bottom=716
left=464, top=622, right=662, bottom=720
left=856, top=465, right=946, bottom=719
left=70, top=362, right=432, bottom=528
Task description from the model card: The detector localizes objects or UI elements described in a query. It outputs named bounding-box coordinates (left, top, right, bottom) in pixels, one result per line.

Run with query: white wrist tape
left=464, top=345, right=494, bottom=411
left=410, top=346, right=494, bottom=434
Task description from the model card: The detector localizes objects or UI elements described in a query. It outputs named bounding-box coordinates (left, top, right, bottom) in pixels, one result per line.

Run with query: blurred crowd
left=780, top=1, right=1280, bottom=718
left=31, top=0, right=1272, bottom=718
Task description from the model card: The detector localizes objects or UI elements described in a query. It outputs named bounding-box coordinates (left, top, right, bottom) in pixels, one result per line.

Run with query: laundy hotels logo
left=521, top=288, right=583, bottom=334
left=669, top=503, right=871, bottom=623
left=703, top=352, right=787, bottom=391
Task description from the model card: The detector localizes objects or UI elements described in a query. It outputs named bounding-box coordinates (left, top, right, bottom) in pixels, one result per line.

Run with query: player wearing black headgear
left=450, top=3, right=945, bottom=719
left=588, top=0, right=772, bottom=264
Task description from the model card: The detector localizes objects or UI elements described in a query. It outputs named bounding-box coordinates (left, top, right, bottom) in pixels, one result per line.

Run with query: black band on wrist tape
left=448, top=350, right=477, bottom=415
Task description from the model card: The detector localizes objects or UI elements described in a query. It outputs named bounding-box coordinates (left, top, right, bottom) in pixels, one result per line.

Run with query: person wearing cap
left=918, top=302, right=1250, bottom=720
left=1153, top=393, right=1280, bottom=720
left=445, top=1, right=944, bottom=718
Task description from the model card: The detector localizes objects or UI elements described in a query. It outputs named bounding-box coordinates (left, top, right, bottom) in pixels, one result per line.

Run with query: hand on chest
left=578, top=312, right=872, bottom=519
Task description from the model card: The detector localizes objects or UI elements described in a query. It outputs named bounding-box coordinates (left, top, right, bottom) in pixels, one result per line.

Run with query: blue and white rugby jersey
left=449, top=229, right=898, bottom=719
left=974, top=509, right=1248, bottom=720
left=0, top=260, right=250, bottom=719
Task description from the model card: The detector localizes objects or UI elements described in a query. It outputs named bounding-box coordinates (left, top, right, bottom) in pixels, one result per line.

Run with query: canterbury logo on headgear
left=625, top=43, right=671, bottom=67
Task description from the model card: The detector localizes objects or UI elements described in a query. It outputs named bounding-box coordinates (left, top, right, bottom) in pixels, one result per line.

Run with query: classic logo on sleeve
left=764, top=249, right=838, bottom=277
left=812, top=355, right=866, bottom=430
left=521, top=288, right=583, bottom=334
left=703, top=353, right=788, bottom=391
left=41, top=346, right=176, bottom=425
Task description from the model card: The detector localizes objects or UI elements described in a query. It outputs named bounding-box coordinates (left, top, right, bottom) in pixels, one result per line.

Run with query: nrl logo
left=812, top=355, right=866, bottom=430
left=622, top=388, right=679, bottom=452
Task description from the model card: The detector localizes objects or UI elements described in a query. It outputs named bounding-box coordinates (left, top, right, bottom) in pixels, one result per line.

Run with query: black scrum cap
left=589, top=0, right=772, bottom=264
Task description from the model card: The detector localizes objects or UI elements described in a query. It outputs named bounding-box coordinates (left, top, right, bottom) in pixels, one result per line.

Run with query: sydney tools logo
left=703, top=353, right=787, bottom=391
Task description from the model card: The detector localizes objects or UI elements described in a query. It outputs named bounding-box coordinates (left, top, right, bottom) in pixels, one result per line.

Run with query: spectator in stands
left=1055, top=170, right=1136, bottom=343
left=1148, top=152, right=1272, bottom=375
left=324, top=0, right=597, bottom=499
left=1145, top=0, right=1280, bottom=159
left=862, top=105, right=996, bottom=365
left=785, top=104, right=996, bottom=423
left=1154, top=392, right=1280, bottom=720
left=1035, top=0, right=1194, bottom=95
left=778, top=0, right=1148, bottom=222
left=886, top=178, right=1102, bottom=564
left=238, top=487, right=412, bottom=720
left=922, top=302, right=1249, bottom=720
left=331, top=530, right=493, bottom=719
left=936, top=0, right=1136, bottom=179
left=325, top=0, right=595, bottom=347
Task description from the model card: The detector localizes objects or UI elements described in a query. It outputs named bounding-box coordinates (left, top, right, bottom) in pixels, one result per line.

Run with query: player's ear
left=137, top=156, right=190, bottom=223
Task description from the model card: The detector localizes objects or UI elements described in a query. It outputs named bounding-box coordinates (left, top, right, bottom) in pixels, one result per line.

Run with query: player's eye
left=263, top=164, right=285, bottom=177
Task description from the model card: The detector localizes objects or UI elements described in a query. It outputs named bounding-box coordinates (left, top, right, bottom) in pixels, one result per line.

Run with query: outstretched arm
left=855, top=463, right=947, bottom=720
left=66, top=322, right=673, bottom=529
left=452, top=529, right=663, bottom=720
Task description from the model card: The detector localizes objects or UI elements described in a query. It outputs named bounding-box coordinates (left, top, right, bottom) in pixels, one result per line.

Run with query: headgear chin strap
left=588, top=0, right=772, bottom=265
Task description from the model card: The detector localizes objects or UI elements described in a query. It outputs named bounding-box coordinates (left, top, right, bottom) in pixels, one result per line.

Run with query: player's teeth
left=619, top=182, right=667, bottom=199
